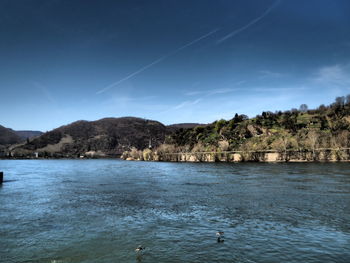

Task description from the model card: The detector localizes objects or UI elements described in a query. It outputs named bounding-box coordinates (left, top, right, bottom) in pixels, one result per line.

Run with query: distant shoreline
left=122, top=148, right=350, bottom=163
left=2, top=148, right=350, bottom=163
left=0, top=156, right=119, bottom=160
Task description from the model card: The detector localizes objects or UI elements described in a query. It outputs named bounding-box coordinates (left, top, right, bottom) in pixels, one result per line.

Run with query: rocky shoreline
left=121, top=148, right=350, bottom=163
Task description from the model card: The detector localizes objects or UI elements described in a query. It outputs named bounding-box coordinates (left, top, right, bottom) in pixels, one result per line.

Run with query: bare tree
left=299, top=104, right=308, bottom=113
left=307, top=131, right=319, bottom=160
left=271, top=133, right=295, bottom=161
left=334, top=130, right=349, bottom=148
left=218, top=140, right=229, bottom=151
left=335, top=96, right=345, bottom=107
left=346, top=94, right=350, bottom=105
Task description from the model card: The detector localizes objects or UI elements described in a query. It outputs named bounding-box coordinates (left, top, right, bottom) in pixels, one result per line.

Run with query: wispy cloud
left=99, top=95, right=166, bottom=119
left=96, top=57, right=166, bottom=95
left=173, top=98, right=202, bottom=110
left=185, top=81, right=246, bottom=96
left=185, top=88, right=237, bottom=96
left=252, top=86, right=307, bottom=92
left=217, top=0, right=280, bottom=44
left=312, top=64, right=350, bottom=87
left=155, top=98, right=203, bottom=117
left=32, top=81, right=56, bottom=104
left=102, top=95, right=157, bottom=108
left=96, top=28, right=220, bottom=94
left=259, top=70, right=285, bottom=79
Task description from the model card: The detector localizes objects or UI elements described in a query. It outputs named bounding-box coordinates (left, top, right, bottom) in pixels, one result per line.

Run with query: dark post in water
left=0, top=172, right=3, bottom=184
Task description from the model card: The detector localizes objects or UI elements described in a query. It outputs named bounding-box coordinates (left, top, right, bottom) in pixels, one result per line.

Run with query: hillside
left=166, top=123, right=206, bottom=132
left=15, top=130, right=43, bottom=140
left=0, top=125, right=22, bottom=145
left=10, top=117, right=170, bottom=158
left=5, top=95, right=350, bottom=160
left=122, top=95, right=350, bottom=162
left=165, top=96, right=350, bottom=152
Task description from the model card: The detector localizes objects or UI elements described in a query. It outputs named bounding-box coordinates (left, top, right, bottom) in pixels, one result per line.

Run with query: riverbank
left=122, top=148, right=350, bottom=162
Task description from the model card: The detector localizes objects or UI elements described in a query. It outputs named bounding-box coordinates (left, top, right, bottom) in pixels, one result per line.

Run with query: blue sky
left=1, top=0, right=350, bottom=131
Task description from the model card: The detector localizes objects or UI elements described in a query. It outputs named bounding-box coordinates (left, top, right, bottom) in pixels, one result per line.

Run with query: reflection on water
left=0, top=160, right=350, bottom=262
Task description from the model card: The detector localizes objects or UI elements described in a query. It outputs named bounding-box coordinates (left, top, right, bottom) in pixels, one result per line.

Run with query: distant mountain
left=12, top=117, right=169, bottom=157
left=15, top=130, right=43, bottom=140
left=0, top=125, right=22, bottom=145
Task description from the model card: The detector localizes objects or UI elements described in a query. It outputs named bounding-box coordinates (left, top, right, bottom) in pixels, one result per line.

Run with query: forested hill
left=163, top=95, right=350, bottom=153
left=0, top=126, right=43, bottom=146
left=15, top=130, right=43, bottom=140
left=4, top=96, right=350, bottom=159
left=0, top=125, right=22, bottom=145
left=9, top=117, right=170, bottom=157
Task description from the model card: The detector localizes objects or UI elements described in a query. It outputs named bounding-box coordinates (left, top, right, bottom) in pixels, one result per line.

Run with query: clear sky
left=1, top=0, right=350, bottom=131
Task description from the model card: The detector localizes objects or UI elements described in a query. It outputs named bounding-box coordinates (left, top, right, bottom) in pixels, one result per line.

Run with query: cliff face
left=10, top=117, right=169, bottom=157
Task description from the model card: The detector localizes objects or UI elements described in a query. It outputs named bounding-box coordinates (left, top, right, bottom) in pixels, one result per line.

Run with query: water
left=0, top=160, right=350, bottom=263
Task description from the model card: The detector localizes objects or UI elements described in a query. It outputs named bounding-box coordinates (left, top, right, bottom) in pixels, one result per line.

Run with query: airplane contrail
left=96, top=28, right=220, bottom=94
left=217, top=0, right=280, bottom=44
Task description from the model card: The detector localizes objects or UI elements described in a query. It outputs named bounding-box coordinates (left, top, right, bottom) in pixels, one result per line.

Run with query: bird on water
left=216, top=231, right=224, bottom=237
left=135, top=245, right=145, bottom=252
left=216, top=231, right=225, bottom=243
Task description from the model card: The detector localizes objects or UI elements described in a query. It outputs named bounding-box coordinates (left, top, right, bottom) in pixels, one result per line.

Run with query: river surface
left=0, top=160, right=350, bottom=263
